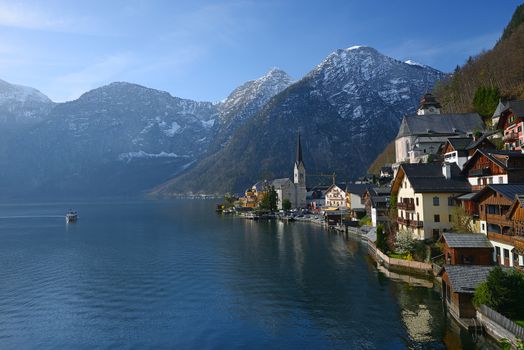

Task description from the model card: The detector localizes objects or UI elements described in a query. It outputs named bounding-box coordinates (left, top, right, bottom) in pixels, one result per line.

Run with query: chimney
left=442, top=162, right=451, bottom=179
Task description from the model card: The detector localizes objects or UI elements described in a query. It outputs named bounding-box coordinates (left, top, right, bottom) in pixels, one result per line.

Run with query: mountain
left=0, top=78, right=54, bottom=126
left=154, top=46, right=447, bottom=195
left=0, top=82, right=218, bottom=198
left=208, top=68, right=293, bottom=153
left=435, top=4, right=524, bottom=114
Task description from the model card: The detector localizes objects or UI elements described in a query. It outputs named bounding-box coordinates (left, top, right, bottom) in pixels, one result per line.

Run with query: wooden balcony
left=485, top=213, right=511, bottom=227
left=410, top=220, right=424, bottom=228
left=398, top=202, right=415, bottom=210
left=488, top=232, right=524, bottom=250
left=397, top=217, right=410, bottom=226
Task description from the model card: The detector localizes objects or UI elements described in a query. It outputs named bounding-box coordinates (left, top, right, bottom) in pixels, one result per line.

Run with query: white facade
left=325, top=185, right=347, bottom=209
left=444, top=151, right=469, bottom=170
left=467, top=174, right=508, bottom=187
left=293, top=161, right=307, bottom=208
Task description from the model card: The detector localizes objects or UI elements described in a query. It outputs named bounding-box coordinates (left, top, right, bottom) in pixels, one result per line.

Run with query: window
left=504, top=249, right=510, bottom=263
left=433, top=229, right=440, bottom=240
left=463, top=255, right=473, bottom=264
left=434, top=214, right=440, bottom=222
left=449, top=214, right=452, bottom=222
left=433, top=196, right=439, bottom=206
left=448, top=197, right=454, bottom=206
left=488, top=177, right=493, bottom=184
left=499, top=176, right=504, bottom=184
left=416, top=197, right=419, bottom=206
left=481, top=223, right=485, bottom=231
left=496, top=246, right=501, bottom=256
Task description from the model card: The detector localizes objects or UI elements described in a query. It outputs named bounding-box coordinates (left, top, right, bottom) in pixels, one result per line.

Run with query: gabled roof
left=507, top=194, right=524, bottom=219
left=347, top=183, right=372, bottom=197
left=271, top=178, right=292, bottom=187
left=472, top=184, right=524, bottom=202
left=440, top=232, right=493, bottom=248
left=439, top=265, right=494, bottom=294
left=325, top=183, right=347, bottom=193
left=392, top=162, right=470, bottom=194
left=462, top=149, right=524, bottom=173
left=396, top=113, right=484, bottom=139
left=446, top=137, right=474, bottom=151
left=493, top=99, right=524, bottom=119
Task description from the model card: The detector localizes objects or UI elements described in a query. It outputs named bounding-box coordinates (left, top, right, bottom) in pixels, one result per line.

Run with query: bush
left=395, top=229, right=416, bottom=255
left=473, top=266, right=524, bottom=319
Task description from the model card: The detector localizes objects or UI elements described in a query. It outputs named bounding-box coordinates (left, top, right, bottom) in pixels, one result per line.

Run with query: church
left=244, top=132, right=307, bottom=210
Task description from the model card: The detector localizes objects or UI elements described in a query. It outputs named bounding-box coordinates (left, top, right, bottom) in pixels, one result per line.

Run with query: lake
left=0, top=199, right=498, bottom=349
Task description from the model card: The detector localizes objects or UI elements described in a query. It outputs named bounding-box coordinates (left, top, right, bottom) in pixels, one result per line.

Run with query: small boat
left=66, top=210, right=78, bottom=223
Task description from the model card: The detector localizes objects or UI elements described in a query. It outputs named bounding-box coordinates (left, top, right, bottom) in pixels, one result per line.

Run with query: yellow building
left=391, top=162, right=470, bottom=240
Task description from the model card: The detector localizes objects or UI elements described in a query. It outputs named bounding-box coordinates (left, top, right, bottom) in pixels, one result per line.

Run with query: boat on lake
left=66, top=210, right=78, bottom=223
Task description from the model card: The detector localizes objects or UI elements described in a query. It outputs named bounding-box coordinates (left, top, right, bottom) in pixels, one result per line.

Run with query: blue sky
left=0, top=0, right=520, bottom=102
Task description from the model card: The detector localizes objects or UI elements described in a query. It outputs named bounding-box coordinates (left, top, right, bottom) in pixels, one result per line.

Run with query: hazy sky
left=0, top=0, right=520, bottom=102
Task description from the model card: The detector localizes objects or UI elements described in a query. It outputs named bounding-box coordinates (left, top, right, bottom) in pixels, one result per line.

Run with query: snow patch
left=347, top=45, right=365, bottom=50
left=404, top=60, right=425, bottom=67
left=118, top=151, right=190, bottom=162
left=201, top=119, right=215, bottom=128
left=163, top=121, right=181, bottom=136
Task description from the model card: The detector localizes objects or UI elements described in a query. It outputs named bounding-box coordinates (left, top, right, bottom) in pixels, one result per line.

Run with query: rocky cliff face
left=154, top=46, right=446, bottom=195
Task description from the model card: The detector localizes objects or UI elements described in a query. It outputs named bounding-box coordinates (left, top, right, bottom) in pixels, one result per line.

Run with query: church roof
left=492, top=99, right=524, bottom=118
left=271, top=178, right=292, bottom=188
left=295, top=131, right=304, bottom=166
left=396, top=113, right=484, bottom=139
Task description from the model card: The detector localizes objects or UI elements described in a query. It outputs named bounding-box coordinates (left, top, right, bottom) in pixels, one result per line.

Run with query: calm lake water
left=0, top=199, right=498, bottom=349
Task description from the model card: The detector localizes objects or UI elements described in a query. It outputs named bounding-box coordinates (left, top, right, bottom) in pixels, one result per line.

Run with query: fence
left=478, top=305, right=524, bottom=342
left=367, top=240, right=433, bottom=274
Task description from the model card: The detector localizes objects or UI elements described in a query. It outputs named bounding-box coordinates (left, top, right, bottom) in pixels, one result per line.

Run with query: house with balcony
left=499, top=194, right=524, bottom=268
left=440, top=134, right=496, bottom=170
left=324, top=183, right=348, bottom=209
left=363, top=187, right=390, bottom=227
left=493, top=99, right=524, bottom=150
left=471, top=184, right=524, bottom=267
left=391, top=162, right=470, bottom=240
left=461, top=149, right=524, bottom=191
left=346, top=183, right=373, bottom=220
left=438, top=232, right=493, bottom=266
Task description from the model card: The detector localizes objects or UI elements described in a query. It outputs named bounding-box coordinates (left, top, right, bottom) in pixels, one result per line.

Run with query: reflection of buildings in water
left=401, top=304, right=433, bottom=342
left=376, top=265, right=433, bottom=288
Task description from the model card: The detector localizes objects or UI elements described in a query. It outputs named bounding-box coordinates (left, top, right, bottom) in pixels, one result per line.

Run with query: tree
left=375, top=224, right=388, bottom=252
left=282, top=198, right=292, bottom=211
left=395, top=229, right=416, bottom=255
left=473, top=266, right=524, bottom=319
left=450, top=206, right=474, bottom=232
left=473, top=86, right=500, bottom=117
left=224, top=193, right=236, bottom=208
left=259, top=185, right=278, bottom=212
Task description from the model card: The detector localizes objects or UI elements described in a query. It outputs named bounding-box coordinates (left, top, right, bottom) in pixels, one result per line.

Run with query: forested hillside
left=435, top=4, right=524, bottom=116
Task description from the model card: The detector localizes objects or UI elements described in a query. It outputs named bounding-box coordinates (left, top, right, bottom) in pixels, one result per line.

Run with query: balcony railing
left=410, top=220, right=424, bottom=228
left=398, top=202, right=415, bottom=210
left=397, top=217, right=410, bottom=226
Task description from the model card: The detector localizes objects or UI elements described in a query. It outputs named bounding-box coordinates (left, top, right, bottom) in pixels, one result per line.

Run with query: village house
left=440, top=134, right=496, bottom=170
left=438, top=232, right=493, bottom=266
left=324, top=183, right=348, bottom=209
left=346, top=183, right=372, bottom=220
left=363, top=187, right=390, bottom=227
left=461, top=149, right=524, bottom=191
left=394, top=93, right=484, bottom=167
left=391, top=162, right=470, bottom=240
left=439, top=265, right=494, bottom=320
left=493, top=99, right=524, bottom=150
left=494, top=194, right=524, bottom=268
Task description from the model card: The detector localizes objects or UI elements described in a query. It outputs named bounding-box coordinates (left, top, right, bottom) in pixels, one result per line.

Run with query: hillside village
left=226, top=92, right=524, bottom=344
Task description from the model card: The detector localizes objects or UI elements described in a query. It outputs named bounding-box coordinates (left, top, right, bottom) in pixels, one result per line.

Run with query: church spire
left=295, top=131, right=304, bottom=166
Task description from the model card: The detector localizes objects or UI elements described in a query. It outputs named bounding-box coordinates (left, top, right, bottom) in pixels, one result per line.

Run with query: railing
left=470, top=168, right=491, bottom=176
left=397, top=217, right=410, bottom=226
left=478, top=305, right=524, bottom=339
left=410, top=220, right=424, bottom=228
left=398, top=202, right=415, bottom=210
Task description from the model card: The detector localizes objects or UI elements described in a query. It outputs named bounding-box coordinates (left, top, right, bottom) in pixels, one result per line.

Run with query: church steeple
left=295, top=131, right=304, bottom=166
left=294, top=131, right=306, bottom=187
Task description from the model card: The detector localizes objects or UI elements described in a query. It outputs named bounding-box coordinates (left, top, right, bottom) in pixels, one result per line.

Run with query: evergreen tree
left=473, top=86, right=500, bottom=117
